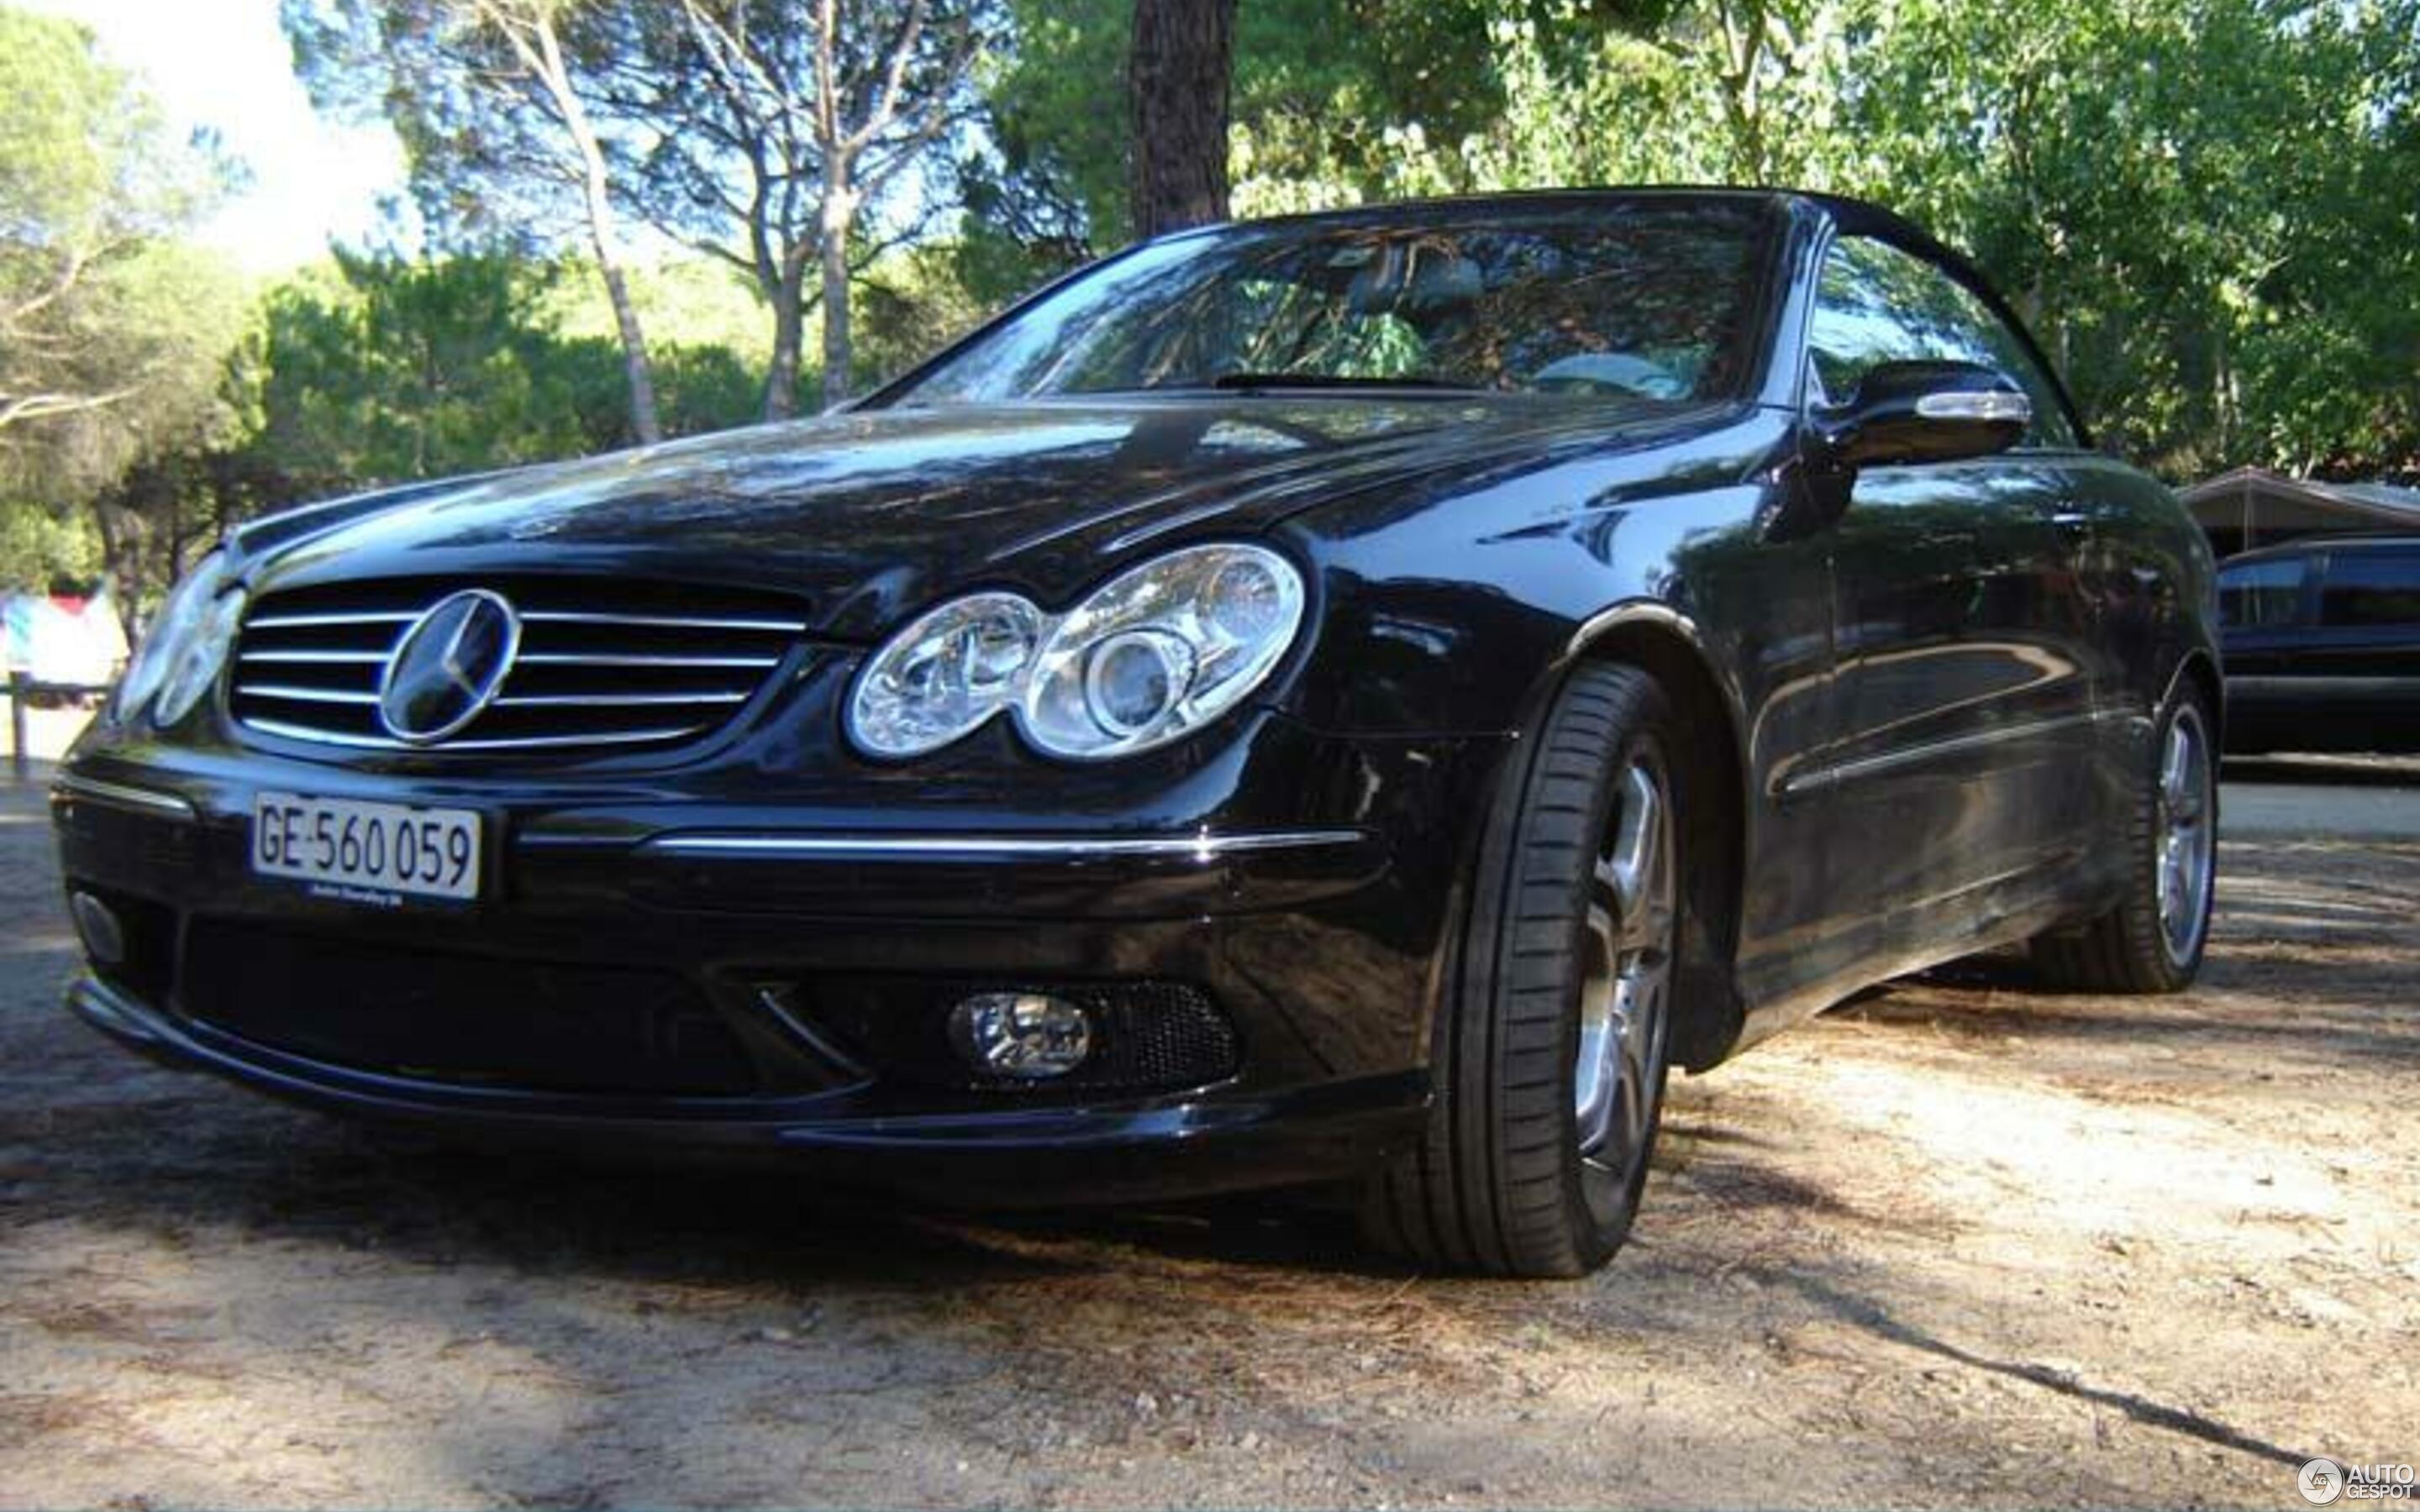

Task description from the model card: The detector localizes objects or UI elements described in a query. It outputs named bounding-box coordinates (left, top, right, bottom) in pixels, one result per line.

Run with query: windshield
left=886, top=202, right=1775, bottom=406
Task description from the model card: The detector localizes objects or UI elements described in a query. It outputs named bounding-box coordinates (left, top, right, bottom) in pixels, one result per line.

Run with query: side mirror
left=1818, top=360, right=2031, bottom=467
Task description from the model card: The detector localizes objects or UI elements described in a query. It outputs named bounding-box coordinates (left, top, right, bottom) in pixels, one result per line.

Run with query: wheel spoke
left=2153, top=707, right=2215, bottom=963
left=1616, top=968, right=1666, bottom=1151
left=1571, top=902, right=1618, bottom=1146
left=1601, top=766, right=1662, bottom=947
left=2162, top=723, right=2207, bottom=822
left=1574, top=753, right=1676, bottom=1168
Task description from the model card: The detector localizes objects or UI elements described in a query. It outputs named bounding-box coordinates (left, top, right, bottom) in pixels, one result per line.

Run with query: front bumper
left=67, top=975, right=1426, bottom=1204
left=50, top=713, right=1507, bottom=1203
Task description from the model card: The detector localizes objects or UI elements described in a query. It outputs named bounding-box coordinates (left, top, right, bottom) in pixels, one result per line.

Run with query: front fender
left=1269, top=411, right=1804, bottom=745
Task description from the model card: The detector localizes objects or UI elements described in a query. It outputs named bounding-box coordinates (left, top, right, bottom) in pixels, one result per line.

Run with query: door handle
left=2049, top=511, right=2090, bottom=533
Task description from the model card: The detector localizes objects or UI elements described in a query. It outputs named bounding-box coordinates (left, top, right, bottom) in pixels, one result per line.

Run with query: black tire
left=2030, top=680, right=2218, bottom=994
left=1363, top=661, right=1688, bottom=1278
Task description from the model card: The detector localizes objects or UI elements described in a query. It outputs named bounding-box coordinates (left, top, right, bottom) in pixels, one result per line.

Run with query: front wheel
left=1363, top=662, right=1688, bottom=1277
left=2031, top=680, right=2218, bottom=993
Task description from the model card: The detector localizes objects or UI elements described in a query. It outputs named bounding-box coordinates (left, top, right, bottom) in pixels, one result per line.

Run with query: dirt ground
left=1, top=768, right=2412, bottom=1509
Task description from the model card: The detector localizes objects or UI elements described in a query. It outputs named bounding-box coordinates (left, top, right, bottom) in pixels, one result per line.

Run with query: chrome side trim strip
left=239, top=717, right=703, bottom=752
left=1781, top=711, right=2098, bottom=798
left=50, top=772, right=198, bottom=822
left=639, top=829, right=1367, bottom=862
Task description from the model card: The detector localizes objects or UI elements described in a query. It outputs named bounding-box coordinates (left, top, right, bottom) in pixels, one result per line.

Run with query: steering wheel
left=1528, top=353, right=1686, bottom=400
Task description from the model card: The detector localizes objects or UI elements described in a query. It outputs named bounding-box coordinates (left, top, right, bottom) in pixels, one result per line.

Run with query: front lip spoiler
left=66, top=974, right=1428, bottom=1204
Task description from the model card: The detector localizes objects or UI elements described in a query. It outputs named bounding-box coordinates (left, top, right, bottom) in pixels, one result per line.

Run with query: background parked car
left=2217, top=534, right=2420, bottom=754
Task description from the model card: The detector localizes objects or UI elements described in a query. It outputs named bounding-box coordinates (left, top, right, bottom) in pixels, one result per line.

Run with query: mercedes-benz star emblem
left=376, top=589, right=522, bottom=744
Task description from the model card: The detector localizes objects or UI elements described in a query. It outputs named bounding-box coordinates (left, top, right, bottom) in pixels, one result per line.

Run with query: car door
left=1802, top=234, right=2104, bottom=951
left=2216, top=549, right=2317, bottom=748
left=2310, top=543, right=2420, bottom=748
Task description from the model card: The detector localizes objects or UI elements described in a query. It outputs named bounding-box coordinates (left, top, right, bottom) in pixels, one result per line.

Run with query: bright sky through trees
left=29, top=0, right=408, bottom=270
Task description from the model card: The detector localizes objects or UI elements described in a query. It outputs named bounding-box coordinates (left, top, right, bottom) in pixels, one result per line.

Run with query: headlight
left=151, top=585, right=246, bottom=727
left=845, top=543, right=1306, bottom=761
left=1019, top=544, right=1304, bottom=759
left=115, top=549, right=228, bottom=722
left=846, top=591, right=1044, bottom=758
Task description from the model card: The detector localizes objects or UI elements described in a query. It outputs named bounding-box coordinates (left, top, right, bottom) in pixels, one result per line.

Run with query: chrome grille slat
left=496, top=690, right=750, bottom=708
left=515, top=653, right=783, bottom=669
left=519, top=611, right=810, bottom=633
left=241, top=717, right=713, bottom=752
left=243, top=685, right=383, bottom=706
left=230, top=577, right=810, bottom=758
left=245, top=612, right=418, bottom=630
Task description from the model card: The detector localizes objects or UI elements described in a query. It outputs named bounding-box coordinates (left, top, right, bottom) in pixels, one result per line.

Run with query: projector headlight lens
left=845, top=543, right=1304, bottom=761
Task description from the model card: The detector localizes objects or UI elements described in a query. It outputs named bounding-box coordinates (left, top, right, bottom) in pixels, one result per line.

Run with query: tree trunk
left=594, top=255, right=663, bottom=445
left=513, top=8, right=665, bottom=445
left=1127, top=0, right=1236, bottom=240
left=818, top=181, right=858, bottom=411
left=763, top=249, right=809, bottom=421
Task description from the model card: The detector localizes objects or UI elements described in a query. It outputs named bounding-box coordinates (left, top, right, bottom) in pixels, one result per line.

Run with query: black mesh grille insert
left=797, top=978, right=1240, bottom=1095
left=181, top=921, right=760, bottom=1096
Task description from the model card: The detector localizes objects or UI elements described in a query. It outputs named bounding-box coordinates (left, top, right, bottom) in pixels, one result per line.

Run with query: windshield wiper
left=1205, top=372, right=1489, bottom=393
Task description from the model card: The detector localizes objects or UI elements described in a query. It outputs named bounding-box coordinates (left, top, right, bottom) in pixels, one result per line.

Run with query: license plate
left=251, top=791, right=483, bottom=904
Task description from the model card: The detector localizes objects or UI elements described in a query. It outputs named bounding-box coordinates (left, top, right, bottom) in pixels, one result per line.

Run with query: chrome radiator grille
left=230, top=578, right=811, bottom=754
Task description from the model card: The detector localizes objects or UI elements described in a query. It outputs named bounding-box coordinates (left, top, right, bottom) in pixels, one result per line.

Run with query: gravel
left=3, top=769, right=2412, bottom=1509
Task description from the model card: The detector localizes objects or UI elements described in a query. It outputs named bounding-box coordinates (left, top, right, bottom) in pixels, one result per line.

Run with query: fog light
left=69, top=891, right=124, bottom=967
left=949, top=991, right=1094, bottom=1080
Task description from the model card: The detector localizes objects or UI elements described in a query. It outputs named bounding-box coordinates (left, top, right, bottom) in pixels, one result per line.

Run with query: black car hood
left=239, top=394, right=1731, bottom=638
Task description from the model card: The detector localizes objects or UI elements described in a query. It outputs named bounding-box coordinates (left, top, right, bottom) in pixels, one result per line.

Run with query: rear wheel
left=1364, top=662, right=1686, bottom=1277
left=2031, top=681, right=2217, bottom=993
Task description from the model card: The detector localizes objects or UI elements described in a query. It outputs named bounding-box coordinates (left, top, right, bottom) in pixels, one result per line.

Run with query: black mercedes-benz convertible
left=52, top=189, right=2219, bottom=1276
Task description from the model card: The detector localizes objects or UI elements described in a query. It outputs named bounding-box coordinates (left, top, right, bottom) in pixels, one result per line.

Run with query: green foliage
left=0, top=3, right=234, bottom=459
left=252, top=250, right=613, bottom=488
left=536, top=256, right=778, bottom=423
left=248, top=249, right=766, bottom=495
left=11, top=0, right=2417, bottom=598
left=855, top=243, right=997, bottom=387
left=0, top=501, right=101, bottom=594
left=0, top=5, right=246, bottom=603
left=960, top=0, right=1128, bottom=271
left=539, top=258, right=767, bottom=365
left=1844, top=0, right=2420, bottom=476
left=971, top=0, right=2420, bottom=480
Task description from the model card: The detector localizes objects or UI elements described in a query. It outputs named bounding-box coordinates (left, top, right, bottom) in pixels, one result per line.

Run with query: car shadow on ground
left=1834, top=949, right=2420, bottom=1070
